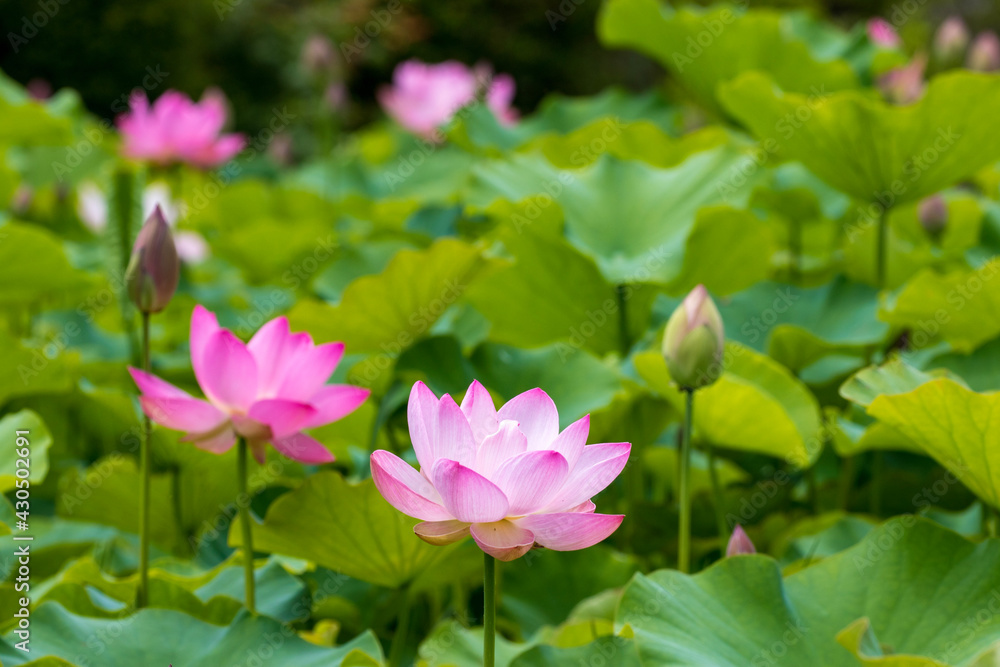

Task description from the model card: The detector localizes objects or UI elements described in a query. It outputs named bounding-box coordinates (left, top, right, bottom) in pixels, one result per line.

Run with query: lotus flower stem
left=788, top=218, right=802, bottom=285
left=237, top=437, right=256, bottom=613
left=837, top=455, right=856, bottom=510
left=136, top=311, right=151, bottom=608
left=678, top=388, right=694, bottom=573
left=875, top=205, right=891, bottom=288
left=388, top=588, right=413, bottom=667
left=870, top=451, right=884, bottom=516
left=706, top=446, right=728, bottom=545
left=483, top=553, right=497, bottom=667
left=615, top=284, right=631, bottom=357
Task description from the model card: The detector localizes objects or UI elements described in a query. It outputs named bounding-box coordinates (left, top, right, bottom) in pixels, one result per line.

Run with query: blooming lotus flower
left=662, top=285, right=725, bottom=390
left=371, top=381, right=630, bottom=561
left=378, top=60, right=517, bottom=139
left=129, top=306, right=369, bottom=464
left=867, top=18, right=900, bottom=48
left=968, top=31, right=1000, bottom=72
left=118, top=89, right=245, bottom=168
left=726, top=525, right=756, bottom=557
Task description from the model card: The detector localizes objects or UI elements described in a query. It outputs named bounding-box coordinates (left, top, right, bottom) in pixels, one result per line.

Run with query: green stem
left=870, top=451, right=884, bottom=517
left=483, top=554, right=496, bottom=667
left=875, top=205, right=890, bottom=289
left=136, top=312, right=151, bottom=608
left=678, top=389, right=694, bottom=573
left=388, top=588, right=413, bottom=667
left=615, top=284, right=630, bottom=358
left=237, top=438, right=256, bottom=613
left=837, top=455, right=856, bottom=511
left=807, top=465, right=820, bottom=515
left=788, top=217, right=802, bottom=285
left=706, top=445, right=728, bottom=547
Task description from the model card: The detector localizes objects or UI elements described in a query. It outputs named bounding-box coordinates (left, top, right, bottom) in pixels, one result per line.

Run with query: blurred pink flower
left=129, top=306, right=369, bottom=464
left=371, top=380, right=630, bottom=561
left=118, top=89, right=245, bottom=168
left=877, top=53, right=927, bottom=104
left=934, top=17, right=970, bottom=61
left=968, top=31, right=1000, bottom=71
left=726, top=525, right=756, bottom=557
left=867, top=18, right=901, bottom=48
left=378, top=60, right=517, bottom=139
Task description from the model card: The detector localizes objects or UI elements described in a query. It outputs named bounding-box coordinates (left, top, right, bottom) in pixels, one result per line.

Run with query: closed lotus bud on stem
left=968, top=31, right=1000, bottom=71
left=934, top=17, right=970, bottom=62
left=126, top=205, right=179, bottom=314
left=918, top=195, right=947, bottom=237
left=726, top=525, right=756, bottom=557
left=662, top=285, right=725, bottom=390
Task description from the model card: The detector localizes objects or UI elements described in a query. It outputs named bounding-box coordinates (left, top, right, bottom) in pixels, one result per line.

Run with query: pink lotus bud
left=968, top=31, right=1000, bottom=71
left=918, top=195, right=947, bottom=237
left=877, top=54, right=926, bottom=105
left=26, top=78, right=51, bottom=100
left=125, top=205, right=179, bottom=314
left=867, top=18, right=900, bottom=49
left=726, top=525, right=756, bottom=557
left=11, top=185, right=32, bottom=215
left=324, top=82, right=347, bottom=112
left=301, top=34, right=338, bottom=76
left=934, top=17, right=970, bottom=61
left=662, top=285, right=725, bottom=390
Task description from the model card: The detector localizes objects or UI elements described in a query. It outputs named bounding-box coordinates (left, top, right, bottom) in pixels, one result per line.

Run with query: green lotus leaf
left=231, top=471, right=479, bottom=589
left=0, top=222, right=96, bottom=306
left=0, top=410, right=51, bottom=493
left=598, top=0, right=858, bottom=115
left=880, top=263, right=1000, bottom=353
left=468, top=147, right=768, bottom=286
left=617, top=517, right=1000, bottom=665
left=0, top=603, right=383, bottom=665
left=867, top=378, right=1000, bottom=509
left=840, top=358, right=966, bottom=407
left=464, top=225, right=655, bottom=355
left=718, top=70, right=1000, bottom=204
left=288, top=238, right=495, bottom=359
left=635, top=342, right=823, bottom=467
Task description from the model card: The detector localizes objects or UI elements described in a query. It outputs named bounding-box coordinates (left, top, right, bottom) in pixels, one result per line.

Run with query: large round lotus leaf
left=617, top=517, right=1000, bottom=665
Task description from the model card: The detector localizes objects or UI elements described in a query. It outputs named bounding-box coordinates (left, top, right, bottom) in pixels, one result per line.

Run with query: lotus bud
left=867, top=18, right=900, bottom=49
left=301, top=34, right=338, bottom=76
left=968, top=31, right=1000, bottom=71
left=662, top=285, right=725, bottom=391
left=126, top=205, right=179, bottom=314
left=918, top=195, right=947, bottom=237
left=726, top=525, right=756, bottom=557
left=934, top=17, right=970, bottom=62
left=876, top=54, right=926, bottom=105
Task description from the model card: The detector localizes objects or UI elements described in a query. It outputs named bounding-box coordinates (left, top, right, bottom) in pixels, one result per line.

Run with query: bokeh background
left=2, top=0, right=996, bottom=151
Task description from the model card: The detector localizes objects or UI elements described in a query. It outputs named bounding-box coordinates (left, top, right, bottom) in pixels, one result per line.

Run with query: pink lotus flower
left=867, top=18, right=900, bottom=48
left=877, top=53, right=927, bottom=104
left=118, top=89, right=245, bottom=168
left=371, top=381, right=630, bottom=561
left=378, top=60, right=517, bottom=139
left=129, top=306, right=369, bottom=464
left=968, top=31, right=1000, bottom=72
